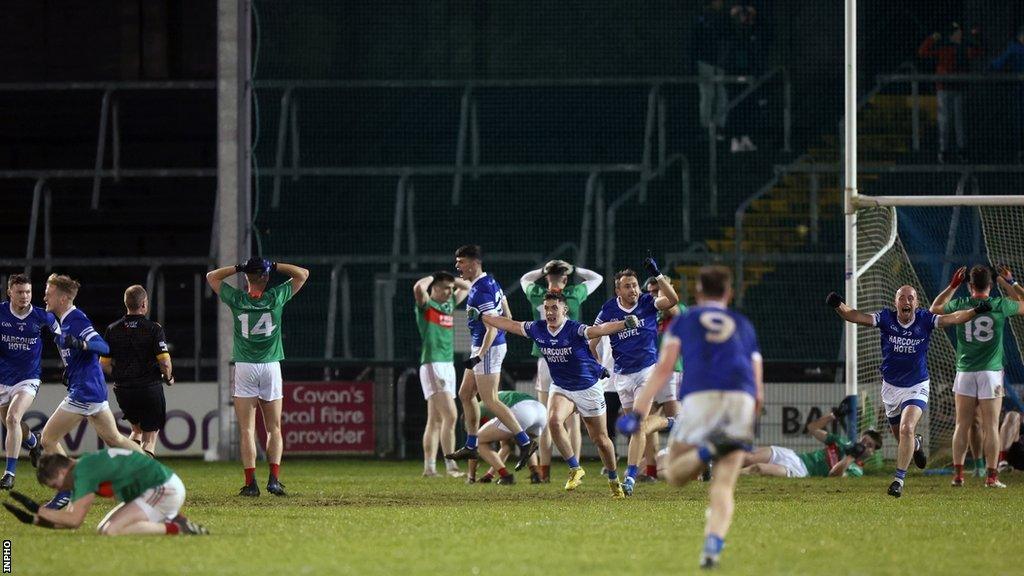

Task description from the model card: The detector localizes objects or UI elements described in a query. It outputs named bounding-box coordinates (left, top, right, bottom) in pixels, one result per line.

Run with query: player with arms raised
left=930, top=265, right=1024, bottom=488
left=828, top=283, right=986, bottom=497
left=591, top=258, right=679, bottom=496
left=626, top=266, right=760, bottom=569
left=207, top=257, right=309, bottom=497
left=520, top=259, right=602, bottom=482
left=482, top=291, right=638, bottom=497
left=446, top=245, right=536, bottom=470
left=0, top=274, right=59, bottom=490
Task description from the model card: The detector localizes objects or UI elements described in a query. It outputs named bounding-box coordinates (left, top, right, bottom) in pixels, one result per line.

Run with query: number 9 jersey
left=219, top=281, right=294, bottom=363
left=665, top=303, right=760, bottom=400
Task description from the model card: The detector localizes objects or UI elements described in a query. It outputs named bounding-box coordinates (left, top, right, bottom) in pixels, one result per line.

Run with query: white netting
left=979, top=206, right=1024, bottom=376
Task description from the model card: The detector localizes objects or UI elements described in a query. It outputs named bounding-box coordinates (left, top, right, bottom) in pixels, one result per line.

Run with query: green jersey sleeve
left=270, top=280, right=295, bottom=307
left=219, top=282, right=243, bottom=307
left=1001, top=298, right=1020, bottom=316
left=844, top=462, right=864, bottom=477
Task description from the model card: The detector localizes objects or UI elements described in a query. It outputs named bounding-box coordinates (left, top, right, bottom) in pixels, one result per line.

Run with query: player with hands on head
left=413, top=271, right=470, bottom=478
left=827, top=282, right=986, bottom=497
left=930, top=264, right=1024, bottom=488
left=207, top=256, right=309, bottom=497
left=591, top=256, right=679, bottom=496
left=482, top=291, right=638, bottom=498
left=520, top=258, right=603, bottom=482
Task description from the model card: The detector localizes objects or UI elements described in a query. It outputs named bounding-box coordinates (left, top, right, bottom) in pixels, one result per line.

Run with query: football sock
left=894, top=468, right=906, bottom=486
left=998, top=451, right=1007, bottom=463
left=953, top=464, right=964, bottom=479
left=22, top=433, right=37, bottom=449
left=424, top=456, right=436, bottom=472
left=498, top=467, right=510, bottom=478
left=244, top=467, right=255, bottom=485
left=986, top=468, right=998, bottom=481
left=5, top=458, right=16, bottom=475
left=269, top=463, right=280, bottom=479
left=567, top=456, right=580, bottom=469
left=539, top=464, right=550, bottom=478
left=165, top=522, right=181, bottom=535
left=607, top=469, right=619, bottom=481
left=466, top=435, right=478, bottom=450
left=646, top=465, right=658, bottom=477
left=626, top=464, right=638, bottom=480
left=697, top=445, right=715, bottom=464
left=665, top=416, right=676, bottom=431
left=703, top=533, right=725, bottom=557
left=514, top=431, right=531, bottom=446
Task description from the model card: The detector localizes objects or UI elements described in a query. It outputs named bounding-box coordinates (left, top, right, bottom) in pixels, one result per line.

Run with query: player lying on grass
left=741, top=401, right=882, bottom=478
left=3, top=449, right=207, bottom=535
left=465, top=390, right=547, bottom=485
left=827, top=284, right=987, bottom=498
left=480, top=291, right=638, bottom=498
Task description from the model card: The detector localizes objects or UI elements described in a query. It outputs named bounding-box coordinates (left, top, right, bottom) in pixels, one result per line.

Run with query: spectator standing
left=990, top=26, right=1024, bottom=162
left=918, top=23, right=983, bottom=163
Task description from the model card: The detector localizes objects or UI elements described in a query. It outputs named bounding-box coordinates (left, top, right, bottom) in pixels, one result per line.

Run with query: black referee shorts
left=113, top=384, right=166, bottom=432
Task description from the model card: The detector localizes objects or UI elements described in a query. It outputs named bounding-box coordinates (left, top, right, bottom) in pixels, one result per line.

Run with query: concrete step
left=722, top=226, right=808, bottom=242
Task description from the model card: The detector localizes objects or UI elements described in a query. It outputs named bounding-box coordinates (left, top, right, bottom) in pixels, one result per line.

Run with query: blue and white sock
left=626, top=464, right=638, bottom=480
left=607, top=469, right=619, bottom=481
left=698, top=445, right=715, bottom=464
left=5, top=457, right=16, bottom=476
left=567, top=456, right=580, bottom=469
left=514, top=431, right=531, bottom=446
left=665, top=416, right=676, bottom=431
left=23, top=432, right=38, bottom=450
left=465, top=435, right=478, bottom=450
left=703, top=533, right=725, bottom=558
left=894, top=468, right=906, bottom=486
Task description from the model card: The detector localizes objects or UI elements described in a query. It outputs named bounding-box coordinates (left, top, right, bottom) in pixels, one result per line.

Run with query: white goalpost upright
left=843, top=0, right=1024, bottom=449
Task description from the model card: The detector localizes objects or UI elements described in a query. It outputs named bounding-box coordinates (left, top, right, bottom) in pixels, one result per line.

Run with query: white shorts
left=953, top=371, right=1004, bottom=400
left=132, top=473, right=186, bottom=522
left=495, top=400, right=548, bottom=437
left=768, top=446, right=809, bottom=478
left=654, top=372, right=681, bottom=406
left=470, top=344, right=506, bottom=376
left=232, top=362, right=283, bottom=401
left=880, top=380, right=929, bottom=423
left=419, top=362, right=456, bottom=399
left=0, top=379, right=40, bottom=406
left=612, top=365, right=655, bottom=410
left=671, top=390, right=756, bottom=446
left=550, top=382, right=607, bottom=418
left=534, top=357, right=552, bottom=393
left=58, top=397, right=110, bottom=417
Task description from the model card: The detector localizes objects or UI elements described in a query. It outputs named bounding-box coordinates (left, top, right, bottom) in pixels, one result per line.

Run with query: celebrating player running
left=827, top=284, right=987, bottom=497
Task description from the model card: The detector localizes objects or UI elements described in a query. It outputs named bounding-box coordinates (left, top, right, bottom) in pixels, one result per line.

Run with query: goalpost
left=843, top=0, right=1024, bottom=461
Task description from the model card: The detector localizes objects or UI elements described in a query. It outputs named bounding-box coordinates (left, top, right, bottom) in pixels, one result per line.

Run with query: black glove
left=3, top=503, right=34, bottom=524
left=10, top=491, right=40, bottom=513
left=600, top=367, right=611, bottom=380
left=463, top=356, right=482, bottom=370
left=846, top=442, right=867, bottom=460
left=826, top=292, right=845, bottom=308
left=643, top=257, right=661, bottom=278
left=973, top=301, right=992, bottom=314
left=832, top=397, right=853, bottom=419
left=240, top=257, right=272, bottom=275
left=64, top=334, right=87, bottom=351
left=162, top=373, right=176, bottom=386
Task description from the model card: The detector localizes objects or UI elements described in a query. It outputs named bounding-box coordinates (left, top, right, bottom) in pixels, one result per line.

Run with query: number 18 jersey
left=219, top=281, right=294, bottom=363
left=944, top=296, right=1020, bottom=372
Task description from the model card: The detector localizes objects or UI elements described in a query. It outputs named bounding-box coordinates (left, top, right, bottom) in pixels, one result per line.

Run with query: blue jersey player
left=446, top=245, right=537, bottom=471
left=630, top=266, right=762, bottom=570
left=0, top=274, right=60, bottom=490
left=827, top=284, right=985, bottom=498
left=482, top=290, right=638, bottom=497
left=39, top=274, right=145, bottom=508
left=591, top=259, right=678, bottom=495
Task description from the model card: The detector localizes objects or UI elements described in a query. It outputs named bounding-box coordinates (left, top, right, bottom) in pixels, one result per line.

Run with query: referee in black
left=100, top=285, right=174, bottom=457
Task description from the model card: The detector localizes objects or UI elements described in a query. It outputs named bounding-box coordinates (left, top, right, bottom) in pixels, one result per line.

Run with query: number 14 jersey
left=219, top=281, right=294, bottom=363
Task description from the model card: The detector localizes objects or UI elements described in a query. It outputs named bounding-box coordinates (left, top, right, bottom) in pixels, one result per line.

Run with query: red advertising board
left=258, top=381, right=375, bottom=454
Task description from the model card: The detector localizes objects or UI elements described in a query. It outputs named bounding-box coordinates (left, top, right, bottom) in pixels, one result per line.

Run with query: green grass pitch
left=4, top=459, right=1021, bottom=575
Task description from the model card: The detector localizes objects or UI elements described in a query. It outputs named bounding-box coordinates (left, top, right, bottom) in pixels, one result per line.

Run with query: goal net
left=855, top=203, right=1024, bottom=465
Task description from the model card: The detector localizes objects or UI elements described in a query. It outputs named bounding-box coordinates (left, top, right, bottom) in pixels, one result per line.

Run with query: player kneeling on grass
left=467, top=390, right=547, bottom=485
left=479, top=291, right=638, bottom=498
left=3, top=449, right=207, bottom=535
left=742, top=402, right=882, bottom=478
left=623, top=265, right=761, bottom=570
